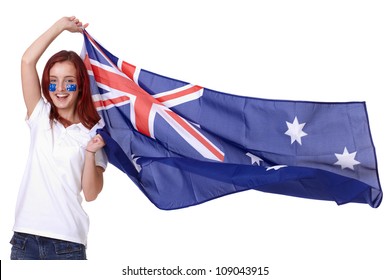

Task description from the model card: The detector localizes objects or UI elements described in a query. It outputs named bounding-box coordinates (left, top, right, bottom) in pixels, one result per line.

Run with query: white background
left=1, top=0, right=389, bottom=279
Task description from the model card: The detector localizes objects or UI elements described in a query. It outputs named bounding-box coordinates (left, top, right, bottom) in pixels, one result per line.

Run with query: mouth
left=55, top=93, right=70, bottom=100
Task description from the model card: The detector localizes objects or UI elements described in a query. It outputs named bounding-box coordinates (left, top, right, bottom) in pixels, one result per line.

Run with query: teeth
left=56, top=94, right=69, bottom=98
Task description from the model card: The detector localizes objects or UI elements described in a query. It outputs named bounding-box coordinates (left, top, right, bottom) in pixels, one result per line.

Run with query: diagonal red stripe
left=156, top=85, right=203, bottom=103
left=166, top=110, right=224, bottom=161
left=94, top=96, right=130, bottom=108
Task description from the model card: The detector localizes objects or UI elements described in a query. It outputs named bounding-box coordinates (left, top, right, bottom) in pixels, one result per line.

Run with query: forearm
left=82, top=151, right=104, bottom=202
left=22, top=18, right=66, bottom=66
left=22, top=16, right=86, bottom=66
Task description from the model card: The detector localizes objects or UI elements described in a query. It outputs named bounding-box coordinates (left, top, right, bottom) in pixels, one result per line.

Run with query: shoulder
left=26, top=98, right=51, bottom=125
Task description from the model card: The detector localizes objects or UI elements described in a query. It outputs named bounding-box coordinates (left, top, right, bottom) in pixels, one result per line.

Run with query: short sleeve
left=95, top=148, right=108, bottom=170
left=26, top=98, right=49, bottom=127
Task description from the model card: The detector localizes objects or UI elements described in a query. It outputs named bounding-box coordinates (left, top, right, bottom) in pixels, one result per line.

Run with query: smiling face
left=48, top=61, right=80, bottom=119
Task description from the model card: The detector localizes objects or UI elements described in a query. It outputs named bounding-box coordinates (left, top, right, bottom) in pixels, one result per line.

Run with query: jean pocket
left=10, top=232, right=28, bottom=250
left=53, top=240, right=86, bottom=260
left=54, top=240, right=84, bottom=254
left=10, top=232, right=28, bottom=260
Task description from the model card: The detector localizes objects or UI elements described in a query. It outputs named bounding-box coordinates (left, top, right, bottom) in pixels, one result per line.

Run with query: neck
left=58, top=108, right=80, bottom=125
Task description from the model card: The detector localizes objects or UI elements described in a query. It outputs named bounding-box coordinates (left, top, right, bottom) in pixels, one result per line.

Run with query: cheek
left=73, top=91, right=81, bottom=101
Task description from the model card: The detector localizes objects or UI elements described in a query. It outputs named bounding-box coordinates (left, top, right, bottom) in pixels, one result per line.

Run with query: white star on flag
left=334, top=147, right=360, bottom=170
left=246, top=152, right=263, bottom=165
left=266, top=165, right=288, bottom=171
left=285, top=116, right=308, bottom=145
left=131, top=154, right=142, bottom=172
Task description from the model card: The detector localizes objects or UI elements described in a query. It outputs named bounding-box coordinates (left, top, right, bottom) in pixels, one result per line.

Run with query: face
left=48, top=61, right=80, bottom=114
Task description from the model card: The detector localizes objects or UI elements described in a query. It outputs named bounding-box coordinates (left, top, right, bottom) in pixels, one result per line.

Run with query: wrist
left=85, top=149, right=96, bottom=155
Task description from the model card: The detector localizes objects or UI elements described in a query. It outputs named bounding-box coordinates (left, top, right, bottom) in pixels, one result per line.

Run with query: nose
left=56, top=82, right=65, bottom=91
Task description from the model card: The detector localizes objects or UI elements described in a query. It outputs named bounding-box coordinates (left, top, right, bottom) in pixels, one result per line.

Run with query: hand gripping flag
left=81, top=30, right=382, bottom=210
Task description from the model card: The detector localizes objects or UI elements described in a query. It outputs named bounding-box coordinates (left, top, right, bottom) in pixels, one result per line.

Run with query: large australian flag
left=81, top=30, right=382, bottom=210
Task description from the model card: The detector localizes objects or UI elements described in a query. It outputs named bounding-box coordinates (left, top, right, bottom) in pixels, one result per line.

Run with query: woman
left=10, top=16, right=107, bottom=260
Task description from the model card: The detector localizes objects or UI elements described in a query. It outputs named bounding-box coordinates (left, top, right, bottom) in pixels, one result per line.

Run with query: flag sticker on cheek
left=49, top=83, right=56, bottom=92
left=66, top=84, right=77, bottom=91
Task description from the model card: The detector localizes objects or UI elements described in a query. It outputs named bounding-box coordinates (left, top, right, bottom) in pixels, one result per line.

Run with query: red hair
left=41, top=50, right=100, bottom=129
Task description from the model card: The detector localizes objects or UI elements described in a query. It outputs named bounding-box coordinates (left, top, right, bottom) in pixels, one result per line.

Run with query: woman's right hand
left=59, top=16, right=89, bottom=33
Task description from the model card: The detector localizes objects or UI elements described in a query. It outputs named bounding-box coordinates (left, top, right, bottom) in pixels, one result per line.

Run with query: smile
left=55, top=93, right=70, bottom=99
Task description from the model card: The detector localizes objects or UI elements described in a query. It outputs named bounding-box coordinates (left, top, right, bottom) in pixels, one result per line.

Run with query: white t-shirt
left=13, top=98, right=108, bottom=246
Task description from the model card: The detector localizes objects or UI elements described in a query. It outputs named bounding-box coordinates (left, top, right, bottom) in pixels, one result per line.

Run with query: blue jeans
left=10, top=232, right=87, bottom=260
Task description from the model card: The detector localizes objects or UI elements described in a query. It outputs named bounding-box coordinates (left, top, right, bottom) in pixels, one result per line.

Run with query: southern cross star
left=334, top=147, right=360, bottom=170
left=285, top=116, right=308, bottom=145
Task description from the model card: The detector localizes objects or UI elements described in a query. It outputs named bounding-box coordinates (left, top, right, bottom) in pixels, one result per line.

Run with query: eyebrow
left=49, top=75, right=77, bottom=79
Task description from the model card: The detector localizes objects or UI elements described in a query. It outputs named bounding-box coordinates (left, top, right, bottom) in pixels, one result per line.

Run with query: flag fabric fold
left=82, top=30, right=382, bottom=210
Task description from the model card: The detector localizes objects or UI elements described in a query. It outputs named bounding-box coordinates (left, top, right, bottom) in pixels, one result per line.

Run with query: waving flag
left=81, top=30, right=382, bottom=210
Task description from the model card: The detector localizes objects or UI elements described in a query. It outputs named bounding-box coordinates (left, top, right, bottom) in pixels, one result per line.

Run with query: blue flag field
left=81, top=30, right=382, bottom=210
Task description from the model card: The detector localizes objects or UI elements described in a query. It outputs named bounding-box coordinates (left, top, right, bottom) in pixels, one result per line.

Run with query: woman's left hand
left=86, top=134, right=105, bottom=153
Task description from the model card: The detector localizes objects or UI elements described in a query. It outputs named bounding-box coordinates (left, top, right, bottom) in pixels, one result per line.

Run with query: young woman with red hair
left=10, top=16, right=107, bottom=260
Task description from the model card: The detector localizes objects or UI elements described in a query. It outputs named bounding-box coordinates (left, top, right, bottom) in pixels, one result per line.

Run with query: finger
left=95, top=135, right=105, bottom=146
left=93, top=134, right=103, bottom=143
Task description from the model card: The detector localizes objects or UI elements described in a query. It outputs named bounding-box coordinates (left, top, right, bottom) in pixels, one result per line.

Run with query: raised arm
left=21, top=16, right=88, bottom=117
